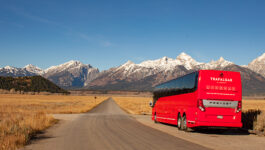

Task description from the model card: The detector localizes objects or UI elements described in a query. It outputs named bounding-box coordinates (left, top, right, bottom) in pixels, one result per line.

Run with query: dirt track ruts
left=23, top=98, right=209, bottom=150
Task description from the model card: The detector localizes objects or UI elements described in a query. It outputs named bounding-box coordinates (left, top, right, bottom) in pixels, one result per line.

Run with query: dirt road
left=23, top=98, right=209, bottom=150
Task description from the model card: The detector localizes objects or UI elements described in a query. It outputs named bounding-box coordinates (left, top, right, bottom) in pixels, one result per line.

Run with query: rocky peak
left=176, top=52, right=192, bottom=60
left=3, top=66, right=16, bottom=70
left=248, top=53, right=265, bottom=77
left=44, top=60, right=92, bottom=74
left=256, top=53, right=265, bottom=62
left=121, top=60, right=135, bottom=67
left=24, top=64, right=44, bottom=75
left=200, top=57, right=233, bottom=69
left=249, top=53, right=265, bottom=64
left=176, top=52, right=201, bottom=70
left=0, top=65, right=36, bottom=77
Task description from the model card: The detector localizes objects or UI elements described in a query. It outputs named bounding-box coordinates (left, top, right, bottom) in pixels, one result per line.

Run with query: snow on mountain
left=138, top=52, right=202, bottom=70
left=99, top=52, right=231, bottom=81
left=255, top=53, right=265, bottom=62
left=115, top=52, right=201, bottom=77
left=200, top=57, right=233, bottom=69
left=120, top=60, right=136, bottom=71
left=139, top=56, right=176, bottom=70
left=88, top=53, right=265, bottom=96
left=175, top=52, right=203, bottom=70
left=116, top=52, right=235, bottom=78
left=24, top=64, right=44, bottom=75
left=88, top=52, right=241, bottom=90
left=1, top=66, right=18, bottom=73
left=45, top=60, right=90, bottom=74
left=113, top=57, right=171, bottom=80
left=248, top=53, right=265, bottom=77
left=0, top=66, right=36, bottom=77
left=2, top=52, right=265, bottom=93
left=88, top=52, right=199, bottom=87
left=43, top=60, right=99, bottom=87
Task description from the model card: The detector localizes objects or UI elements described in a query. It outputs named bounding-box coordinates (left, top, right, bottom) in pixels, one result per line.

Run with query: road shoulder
left=132, top=114, right=265, bottom=150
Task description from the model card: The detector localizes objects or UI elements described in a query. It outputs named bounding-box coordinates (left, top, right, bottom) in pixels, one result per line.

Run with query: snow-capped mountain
left=199, top=57, right=233, bottom=70
left=138, top=52, right=202, bottom=70
left=114, top=52, right=232, bottom=77
left=1, top=52, right=265, bottom=95
left=0, top=66, right=36, bottom=77
left=44, top=60, right=86, bottom=74
left=0, top=60, right=100, bottom=88
left=89, top=52, right=234, bottom=88
left=175, top=52, right=203, bottom=69
left=43, top=60, right=99, bottom=88
left=248, top=53, right=265, bottom=77
left=24, top=64, right=44, bottom=75
left=88, top=52, right=265, bottom=96
left=88, top=53, right=198, bottom=88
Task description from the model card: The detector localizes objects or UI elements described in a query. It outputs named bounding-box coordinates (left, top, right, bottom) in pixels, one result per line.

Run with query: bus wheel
left=177, top=114, right=182, bottom=129
left=154, top=113, right=158, bottom=123
left=181, top=115, right=187, bottom=131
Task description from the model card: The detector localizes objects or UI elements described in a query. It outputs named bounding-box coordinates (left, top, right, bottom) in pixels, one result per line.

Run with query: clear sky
left=0, top=0, right=264, bottom=70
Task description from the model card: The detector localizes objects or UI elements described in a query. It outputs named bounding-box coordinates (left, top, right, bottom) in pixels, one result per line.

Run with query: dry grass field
left=0, top=94, right=107, bottom=150
left=113, top=96, right=152, bottom=115
left=114, top=97, right=265, bottom=135
left=243, top=100, right=265, bottom=111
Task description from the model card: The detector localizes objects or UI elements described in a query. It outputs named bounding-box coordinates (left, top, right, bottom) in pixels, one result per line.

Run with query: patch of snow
left=248, top=53, right=265, bottom=77
left=256, top=53, right=265, bottom=62
left=120, top=60, right=136, bottom=71
left=201, top=57, right=233, bottom=69
left=44, top=60, right=91, bottom=74
left=24, top=64, right=44, bottom=75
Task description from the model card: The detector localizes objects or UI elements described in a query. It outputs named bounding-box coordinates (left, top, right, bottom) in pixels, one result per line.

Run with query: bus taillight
left=198, top=99, right=205, bottom=112
left=236, top=101, right=242, bottom=113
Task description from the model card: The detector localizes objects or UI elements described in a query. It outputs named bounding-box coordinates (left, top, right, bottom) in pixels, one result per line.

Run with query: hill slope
left=0, top=76, right=69, bottom=94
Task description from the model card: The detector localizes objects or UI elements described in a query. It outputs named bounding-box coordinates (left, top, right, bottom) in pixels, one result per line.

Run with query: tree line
left=0, top=76, right=69, bottom=94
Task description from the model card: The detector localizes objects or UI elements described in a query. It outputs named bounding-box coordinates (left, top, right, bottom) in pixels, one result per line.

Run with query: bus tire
left=154, top=113, right=158, bottom=123
left=177, top=114, right=182, bottom=129
left=181, top=114, right=187, bottom=131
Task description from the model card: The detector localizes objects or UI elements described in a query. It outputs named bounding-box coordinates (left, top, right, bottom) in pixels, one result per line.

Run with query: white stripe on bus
left=206, top=92, right=235, bottom=96
left=156, top=116, right=176, bottom=121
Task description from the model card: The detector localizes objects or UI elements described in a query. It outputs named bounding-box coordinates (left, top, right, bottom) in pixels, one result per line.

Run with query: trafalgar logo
left=210, top=77, right=232, bottom=82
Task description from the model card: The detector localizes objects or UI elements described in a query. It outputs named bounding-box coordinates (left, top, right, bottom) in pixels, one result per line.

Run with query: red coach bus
left=151, top=70, right=242, bottom=130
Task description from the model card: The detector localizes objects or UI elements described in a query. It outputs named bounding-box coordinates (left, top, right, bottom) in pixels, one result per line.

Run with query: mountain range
left=0, top=52, right=264, bottom=95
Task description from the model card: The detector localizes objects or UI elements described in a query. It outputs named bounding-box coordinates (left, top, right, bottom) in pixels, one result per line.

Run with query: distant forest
left=0, top=76, right=69, bottom=94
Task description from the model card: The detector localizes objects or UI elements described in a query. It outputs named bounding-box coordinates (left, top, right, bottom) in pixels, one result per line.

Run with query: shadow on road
left=159, top=122, right=250, bottom=135
left=29, top=131, right=55, bottom=143
left=191, top=128, right=250, bottom=135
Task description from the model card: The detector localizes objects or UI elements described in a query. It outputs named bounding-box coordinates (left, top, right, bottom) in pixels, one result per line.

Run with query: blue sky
left=0, top=0, right=264, bottom=70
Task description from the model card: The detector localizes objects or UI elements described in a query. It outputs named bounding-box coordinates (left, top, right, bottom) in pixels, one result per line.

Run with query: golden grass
left=242, top=100, right=265, bottom=111
left=0, top=94, right=107, bottom=150
left=113, top=96, right=152, bottom=115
